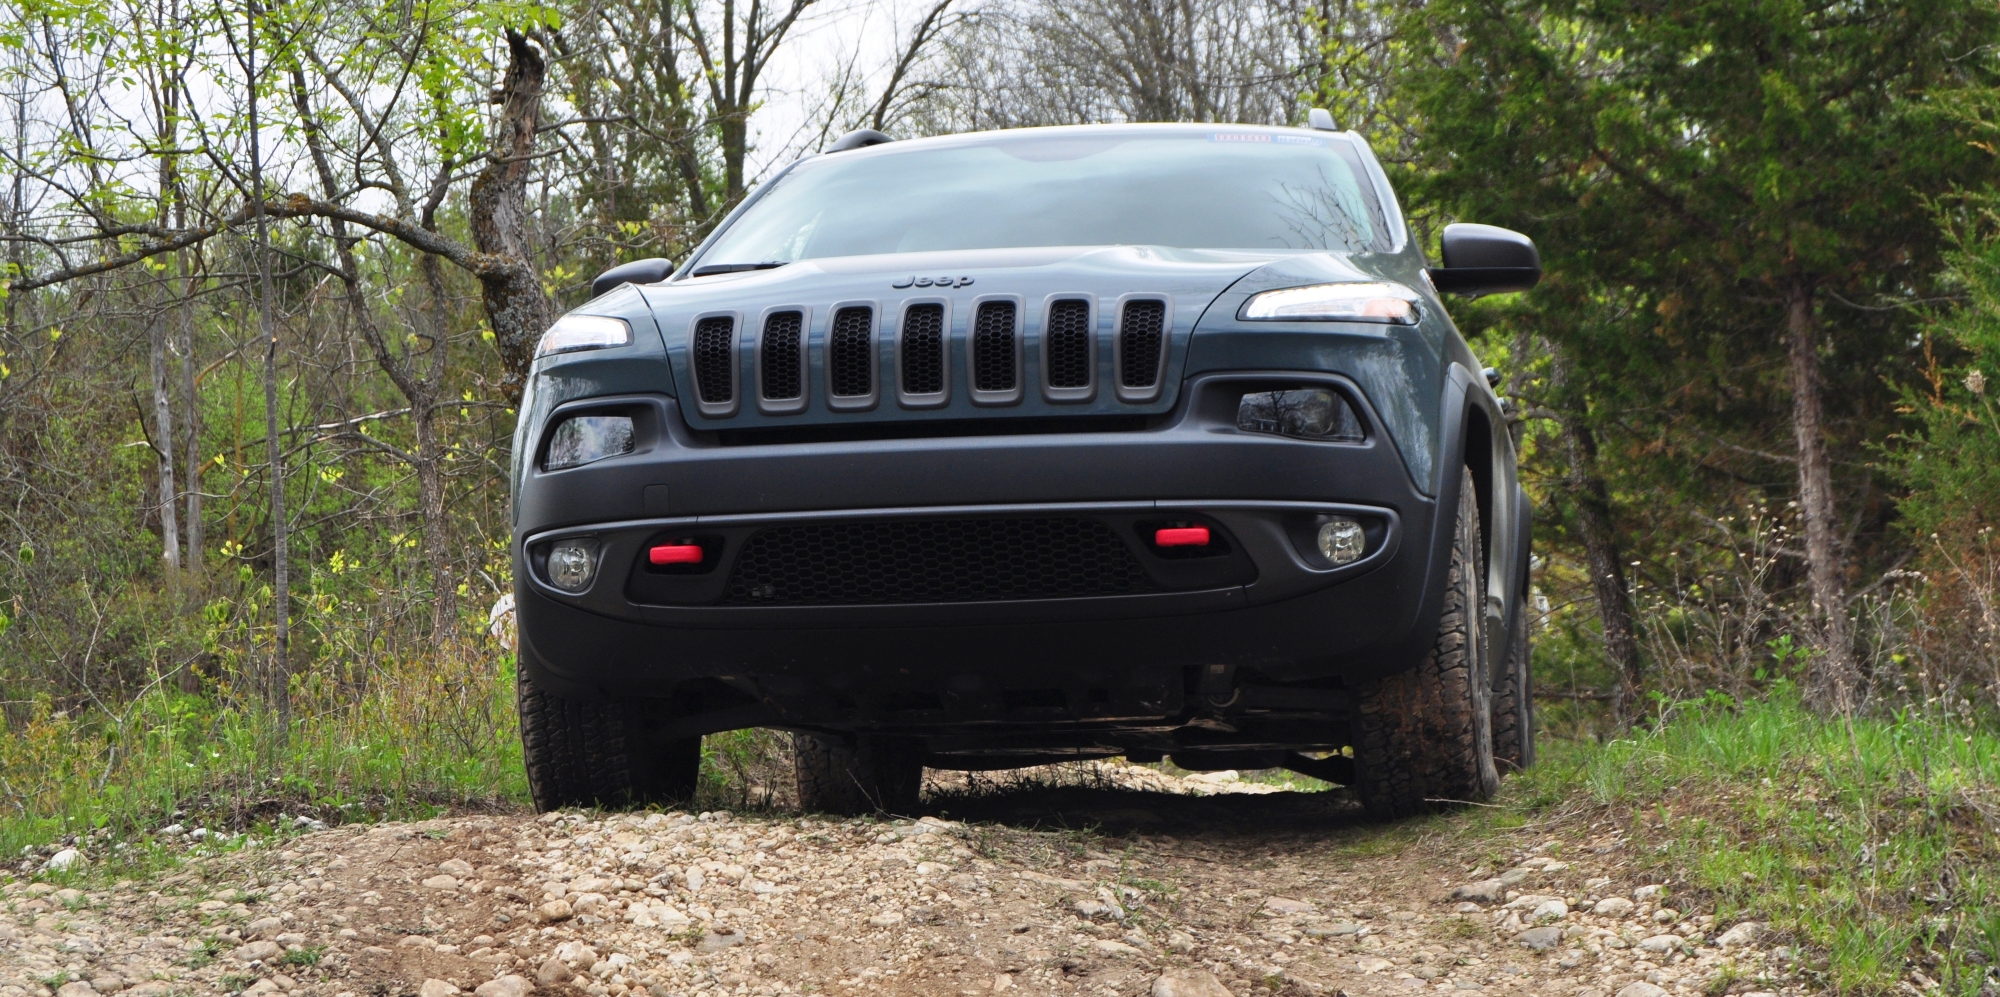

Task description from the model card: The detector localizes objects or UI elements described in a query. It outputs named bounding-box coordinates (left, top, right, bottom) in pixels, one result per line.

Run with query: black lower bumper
left=512, top=372, right=1455, bottom=745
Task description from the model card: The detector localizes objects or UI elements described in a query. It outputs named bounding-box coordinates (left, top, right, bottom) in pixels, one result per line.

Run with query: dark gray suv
left=510, top=119, right=1539, bottom=817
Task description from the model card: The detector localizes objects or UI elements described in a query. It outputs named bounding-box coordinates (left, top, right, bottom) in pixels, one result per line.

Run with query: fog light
left=544, top=414, right=634, bottom=471
left=1237, top=388, right=1363, bottom=441
left=546, top=538, right=601, bottom=591
left=1317, top=517, right=1365, bottom=565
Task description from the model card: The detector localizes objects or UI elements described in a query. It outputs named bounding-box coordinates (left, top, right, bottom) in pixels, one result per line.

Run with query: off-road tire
left=1352, top=466, right=1500, bottom=819
left=1492, top=596, right=1536, bottom=773
left=794, top=733, right=926, bottom=815
left=518, top=672, right=702, bottom=811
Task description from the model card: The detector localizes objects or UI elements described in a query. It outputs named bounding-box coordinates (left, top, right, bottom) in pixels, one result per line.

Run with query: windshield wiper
left=690, top=261, right=790, bottom=277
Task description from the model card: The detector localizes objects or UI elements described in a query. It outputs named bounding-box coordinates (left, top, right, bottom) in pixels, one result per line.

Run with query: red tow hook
left=649, top=544, right=705, bottom=564
left=1153, top=526, right=1211, bottom=547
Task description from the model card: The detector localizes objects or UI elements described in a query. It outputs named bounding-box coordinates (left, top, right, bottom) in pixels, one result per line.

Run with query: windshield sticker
left=1210, top=133, right=1272, bottom=143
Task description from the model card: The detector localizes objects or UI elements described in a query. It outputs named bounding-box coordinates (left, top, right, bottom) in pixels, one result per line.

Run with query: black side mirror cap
left=591, top=257, right=676, bottom=298
left=1426, top=224, right=1541, bottom=296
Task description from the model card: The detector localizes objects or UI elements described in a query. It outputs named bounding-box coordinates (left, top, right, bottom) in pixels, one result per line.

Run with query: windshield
left=697, top=130, right=1392, bottom=267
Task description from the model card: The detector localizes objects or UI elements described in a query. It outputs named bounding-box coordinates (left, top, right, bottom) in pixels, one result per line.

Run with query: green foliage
left=1501, top=690, right=2000, bottom=994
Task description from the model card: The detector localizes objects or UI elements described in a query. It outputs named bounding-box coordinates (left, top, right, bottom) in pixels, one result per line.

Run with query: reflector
left=1154, top=527, right=1211, bottom=547
left=649, top=544, right=705, bottom=565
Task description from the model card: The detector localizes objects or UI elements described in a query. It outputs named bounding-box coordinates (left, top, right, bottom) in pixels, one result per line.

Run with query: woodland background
left=5, top=1, right=2000, bottom=983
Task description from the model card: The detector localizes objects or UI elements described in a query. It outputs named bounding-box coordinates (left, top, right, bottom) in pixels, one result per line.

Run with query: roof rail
left=828, top=128, right=893, bottom=152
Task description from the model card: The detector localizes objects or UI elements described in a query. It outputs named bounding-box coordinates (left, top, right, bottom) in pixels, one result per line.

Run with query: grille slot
left=828, top=306, right=875, bottom=400
left=723, top=517, right=1157, bottom=605
left=691, top=316, right=737, bottom=409
left=760, top=311, right=805, bottom=403
left=972, top=300, right=1019, bottom=398
left=1117, top=299, right=1168, bottom=398
left=900, top=303, right=946, bottom=399
left=1044, top=298, right=1093, bottom=396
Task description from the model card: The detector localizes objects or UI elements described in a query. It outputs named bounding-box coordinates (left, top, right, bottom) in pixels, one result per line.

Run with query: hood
left=637, top=245, right=1373, bottom=433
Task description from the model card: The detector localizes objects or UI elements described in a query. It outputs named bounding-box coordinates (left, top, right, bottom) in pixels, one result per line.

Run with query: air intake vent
left=1044, top=298, right=1093, bottom=398
left=827, top=306, right=875, bottom=406
left=722, top=517, right=1157, bottom=605
left=899, top=303, right=946, bottom=402
left=760, top=311, right=805, bottom=404
left=691, top=315, right=737, bottom=413
left=972, top=300, right=1019, bottom=402
left=1117, top=299, right=1168, bottom=400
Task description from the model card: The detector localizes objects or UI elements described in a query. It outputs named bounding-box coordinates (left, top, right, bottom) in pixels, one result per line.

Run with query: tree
left=1401, top=0, right=2000, bottom=711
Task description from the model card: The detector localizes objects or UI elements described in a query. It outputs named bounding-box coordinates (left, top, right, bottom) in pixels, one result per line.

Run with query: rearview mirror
left=1426, top=224, right=1540, bottom=296
left=591, top=257, right=676, bottom=298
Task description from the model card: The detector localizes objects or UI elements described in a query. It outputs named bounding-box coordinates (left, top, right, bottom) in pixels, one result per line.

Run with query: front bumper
left=513, top=372, right=1450, bottom=723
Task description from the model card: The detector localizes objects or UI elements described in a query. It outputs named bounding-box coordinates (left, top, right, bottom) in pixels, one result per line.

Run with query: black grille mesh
left=1119, top=300, right=1167, bottom=389
left=723, top=517, right=1156, bottom=605
left=973, top=301, right=1018, bottom=392
left=1045, top=299, right=1092, bottom=389
left=828, top=306, right=874, bottom=397
left=901, top=304, right=945, bottom=395
left=761, top=311, right=804, bottom=400
left=692, top=316, right=735, bottom=404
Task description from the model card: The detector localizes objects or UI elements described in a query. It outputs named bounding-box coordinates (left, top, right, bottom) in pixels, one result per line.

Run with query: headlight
left=543, top=414, right=634, bottom=471
left=545, top=538, right=601, bottom=592
left=1239, top=282, right=1419, bottom=324
left=535, top=314, right=632, bottom=357
left=1317, top=517, right=1366, bottom=565
left=1236, top=388, right=1363, bottom=441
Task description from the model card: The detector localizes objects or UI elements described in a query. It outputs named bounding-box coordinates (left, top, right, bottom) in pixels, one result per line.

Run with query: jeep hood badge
left=892, top=275, right=975, bottom=289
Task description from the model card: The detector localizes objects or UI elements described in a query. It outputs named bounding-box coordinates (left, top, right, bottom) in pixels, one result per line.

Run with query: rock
left=84, top=977, right=122, bottom=994
left=536, top=959, right=573, bottom=986
left=51, top=889, right=84, bottom=905
left=473, top=977, right=532, bottom=997
left=1632, top=884, right=1665, bottom=901
left=1151, top=969, right=1236, bottom=997
left=245, top=917, right=284, bottom=939
left=54, top=984, right=96, bottom=997
left=231, top=940, right=283, bottom=963
left=1635, top=934, right=1683, bottom=954
left=1715, top=921, right=1765, bottom=948
left=1091, top=939, right=1143, bottom=959
left=1263, top=897, right=1314, bottom=914
left=1356, top=957, right=1394, bottom=974
left=43, top=849, right=85, bottom=872
left=1515, top=926, right=1563, bottom=951
left=399, top=936, right=437, bottom=949
left=1591, top=897, right=1634, bottom=917
left=274, top=933, right=307, bottom=948
left=1450, top=880, right=1506, bottom=903
left=1615, top=984, right=1668, bottom=997
left=1498, top=868, right=1533, bottom=886
left=700, top=929, right=746, bottom=952
left=1532, top=899, right=1569, bottom=921
left=555, top=942, right=599, bottom=967
left=418, top=980, right=461, bottom=997
left=1075, top=901, right=1120, bottom=920
left=867, top=912, right=904, bottom=927
left=240, top=982, right=278, bottom=997
left=268, top=976, right=296, bottom=991
left=534, top=899, right=573, bottom=923
left=420, top=875, right=459, bottom=890
left=438, top=859, right=476, bottom=878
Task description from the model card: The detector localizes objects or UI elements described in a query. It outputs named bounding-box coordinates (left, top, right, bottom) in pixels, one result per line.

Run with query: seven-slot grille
left=900, top=304, right=946, bottom=396
left=711, top=295, right=1174, bottom=416
left=722, top=517, right=1156, bottom=605
left=1044, top=299, right=1092, bottom=391
left=972, top=301, right=1018, bottom=393
left=827, top=306, right=875, bottom=398
left=1118, top=299, right=1168, bottom=393
left=760, top=311, right=805, bottom=401
left=692, top=316, right=736, bottom=405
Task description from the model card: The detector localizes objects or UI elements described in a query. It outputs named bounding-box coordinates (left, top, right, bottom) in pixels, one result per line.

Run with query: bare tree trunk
left=1786, top=283, right=1857, bottom=712
left=244, top=0, right=290, bottom=731
left=1547, top=340, right=1643, bottom=722
left=148, top=311, right=182, bottom=577
left=179, top=254, right=203, bottom=579
left=469, top=30, right=556, bottom=396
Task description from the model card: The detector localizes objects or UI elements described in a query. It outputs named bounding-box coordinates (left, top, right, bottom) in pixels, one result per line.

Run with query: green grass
left=1495, top=687, right=2000, bottom=996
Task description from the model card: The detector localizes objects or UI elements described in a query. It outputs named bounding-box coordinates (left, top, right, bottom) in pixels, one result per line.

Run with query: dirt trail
left=0, top=765, right=1801, bottom=997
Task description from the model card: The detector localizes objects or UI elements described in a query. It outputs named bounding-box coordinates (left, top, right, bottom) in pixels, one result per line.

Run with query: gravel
left=0, top=761, right=1808, bottom=997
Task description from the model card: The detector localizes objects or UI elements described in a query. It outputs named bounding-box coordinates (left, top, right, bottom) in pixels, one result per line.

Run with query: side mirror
left=1426, top=224, right=1541, bottom=296
left=591, top=257, right=676, bottom=298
